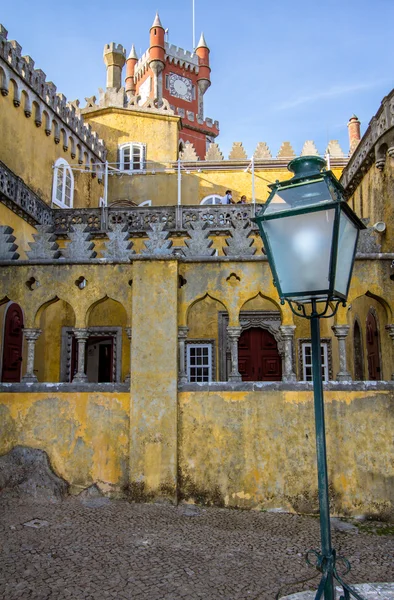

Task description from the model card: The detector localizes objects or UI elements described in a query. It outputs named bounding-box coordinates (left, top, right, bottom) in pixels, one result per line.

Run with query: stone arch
left=9, top=78, right=20, bottom=106
left=85, top=296, right=129, bottom=383
left=61, top=127, right=68, bottom=151
left=1, top=300, right=24, bottom=383
left=83, top=151, right=89, bottom=170
left=0, top=64, right=9, bottom=95
left=185, top=292, right=229, bottom=326
left=52, top=118, right=60, bottom=143
left=69, top=136, right=76, bottom=159
left=42, top=109, right=51, bottom=135
left=186, top=293, right=228, bottom=382
left=20, top=88, right=31, bottom=117
left=349, top=291, right=390, bottom=381
left=76, top=143, right=83, bottom=164
left=32, top=100, right=41, bottom=126
left=239, top=291, right=282, bottom=315
left=353, top=317, right=364, bottom=381
left=34, top=296, right=76, bottom=382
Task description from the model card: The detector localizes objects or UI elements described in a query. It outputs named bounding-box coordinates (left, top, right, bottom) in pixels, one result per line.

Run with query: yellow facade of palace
left=0, top=21, right=393, bottom=518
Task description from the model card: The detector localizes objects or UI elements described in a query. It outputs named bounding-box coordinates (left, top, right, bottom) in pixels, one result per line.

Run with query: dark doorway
left=238, top=327, right=282, bottom=381
left=2, top=303, right=24, bottom=382
left=366, top=311, right=381, bottom=380
left=353, top=321, right=364, bottom=380
left=71, top=336, right=114, bottom=382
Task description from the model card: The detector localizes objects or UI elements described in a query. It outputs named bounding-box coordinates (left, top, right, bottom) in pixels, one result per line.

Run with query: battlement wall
left=0, top=24, right=107, bottom=163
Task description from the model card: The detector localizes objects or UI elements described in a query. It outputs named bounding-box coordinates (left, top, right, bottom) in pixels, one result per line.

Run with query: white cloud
left=276, top=80, right=390, bottom=111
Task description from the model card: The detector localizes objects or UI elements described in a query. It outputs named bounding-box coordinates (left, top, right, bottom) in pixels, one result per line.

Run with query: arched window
left=353, top=320, right=364, bottom=380
left=200, top=194, right=223, bottom=205
left=139, top=200, right=152, bottom=207
left=119, top=143, right=146, bottom=172
left=52, top=158, right=74, bottom=208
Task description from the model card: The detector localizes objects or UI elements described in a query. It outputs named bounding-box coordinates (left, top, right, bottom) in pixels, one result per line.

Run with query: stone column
left=130, top=260, right=178, bottom=503
left=227, top=326, right=242, bottom=382
left=279, top=325, right=297, bottom=382
left=21, top=328, right=41, bottom=382
left=124, top=327, right=132, bottom=384
left=178, top=326, right=189, bottom=384
left=385, top=325, right=394, bottom=380
left=332, top=325, right=351, bottom=382
left=72, top=328, right=89, bottom=383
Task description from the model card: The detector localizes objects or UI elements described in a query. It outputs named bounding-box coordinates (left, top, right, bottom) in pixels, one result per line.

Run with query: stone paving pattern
left=0, top=498, right=393, bottom=600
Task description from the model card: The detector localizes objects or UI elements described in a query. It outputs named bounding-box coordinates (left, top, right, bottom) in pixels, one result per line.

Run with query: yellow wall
left=179, top=389, right=394, bottom=517
left=0, top=387, right=392, bottom=516
left=36, top=299, right=75, bottom=382
left=0, top=204, right=36, bottom=260
left=0, top=392, right=129, bottom=494
left=129, top=260, right=178, bottom=502
left=0, top=89, right=103, bottom=208
left=348, top=158, right=394, bottom=253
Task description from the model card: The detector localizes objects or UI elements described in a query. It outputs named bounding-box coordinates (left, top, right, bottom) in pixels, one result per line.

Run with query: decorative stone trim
left=178, top=326, right=189, bottom=384
left=61, top=327, right=122, bottom=383
left=21, top=328, right=41, bottom=382
left=341, top=88, right=394, bottom=194
left=385, top=324, right=394, bottom=381
left=332, top=325, right=352, bottom=382
left=0, top=160, right=52, bottom=226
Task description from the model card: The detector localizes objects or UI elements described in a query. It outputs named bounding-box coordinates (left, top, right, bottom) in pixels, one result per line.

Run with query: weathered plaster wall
left=178, top=389, right=394, bottom=517
left=0, top=392, right=129, bottom=493
left=35, top=299, right=76, bottom=382
left=129, top=260, right=178, bottom=501
left=348, top=158, right=394, bottom=253
left=0, top=91, right=103, bottom=208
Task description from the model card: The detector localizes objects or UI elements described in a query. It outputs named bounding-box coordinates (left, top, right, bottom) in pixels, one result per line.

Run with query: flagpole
left=192, top=0, right=195, bottom=48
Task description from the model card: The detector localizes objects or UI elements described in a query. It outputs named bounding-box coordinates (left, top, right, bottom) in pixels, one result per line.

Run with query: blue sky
left=2, top=0, right=393, bottom=158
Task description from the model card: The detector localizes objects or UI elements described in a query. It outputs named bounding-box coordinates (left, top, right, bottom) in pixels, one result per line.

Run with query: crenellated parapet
left=0, top=24, right=107, bottom=163
left=178, top=139, right=348, bottom=165
left=165, top=43, right=199, bottom=72
left=341, top=88, right=394, bottom=194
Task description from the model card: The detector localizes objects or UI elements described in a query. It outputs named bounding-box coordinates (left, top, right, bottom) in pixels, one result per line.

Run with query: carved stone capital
left=386, top=324, right=394, bottom=340
left=125, top=327, right=132, bottom=341
left=23, top=328, right=41, bottom=342
left=227, top=326, right=242, bottom=341
left=332, top=325, right=350, bottom=339
left=178, top=326, right=189, bottom=341
left=279, top=325, right=296, bottom=339
left=72, top=328, right=90, bottom=341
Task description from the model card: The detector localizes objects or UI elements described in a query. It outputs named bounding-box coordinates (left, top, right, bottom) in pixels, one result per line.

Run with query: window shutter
left=142, top=144, right=146, bottom=170
left=117, top=147, right=121, bottom=170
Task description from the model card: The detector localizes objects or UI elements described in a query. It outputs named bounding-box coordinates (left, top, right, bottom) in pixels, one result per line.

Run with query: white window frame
left=301, top=342, right=329, bottom=382
left=119, top=143, right=146, bottom=172
left=52, top=158, right=74, bottom=208
left=138, top=200, right=152, bottom=207
left=186, top=343, right=213, bottom=383
left=200, top=194, right=223, bottom=205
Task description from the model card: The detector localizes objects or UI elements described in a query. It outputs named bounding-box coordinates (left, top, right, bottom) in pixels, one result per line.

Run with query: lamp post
left=254, top=156, right=366, bottom=600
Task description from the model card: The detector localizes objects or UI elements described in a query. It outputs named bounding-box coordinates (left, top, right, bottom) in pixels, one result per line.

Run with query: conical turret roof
left=128, top=44, right=138, bottom=60
left=196, top=32, right=209, bottom=49
left=151, top=12, right=163, bottom=28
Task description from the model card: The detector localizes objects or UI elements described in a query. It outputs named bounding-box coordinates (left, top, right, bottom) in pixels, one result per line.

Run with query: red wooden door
left=238, top=327, right=282, bottom=381
left=2, top=303, right=24, bottom=382
left=366, top=311, right=381, bottom=380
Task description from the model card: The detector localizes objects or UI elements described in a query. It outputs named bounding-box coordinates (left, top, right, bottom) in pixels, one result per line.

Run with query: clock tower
left=126, top=14, right=219, bottom=159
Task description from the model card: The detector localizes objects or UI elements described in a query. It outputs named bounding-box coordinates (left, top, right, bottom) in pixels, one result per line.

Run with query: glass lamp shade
left=254, top=156, right=366, bottom=304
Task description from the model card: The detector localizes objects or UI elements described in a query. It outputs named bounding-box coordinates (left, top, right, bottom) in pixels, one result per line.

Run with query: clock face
left=168, top=73, right=192, bottom=102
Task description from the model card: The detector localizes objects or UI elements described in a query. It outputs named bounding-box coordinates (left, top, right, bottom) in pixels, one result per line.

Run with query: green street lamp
left=254, top=156, right=366, bottom=600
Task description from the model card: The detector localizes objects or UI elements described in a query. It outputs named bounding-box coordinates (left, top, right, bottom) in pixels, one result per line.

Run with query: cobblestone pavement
left=0, top=497, right=393, bottom=600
